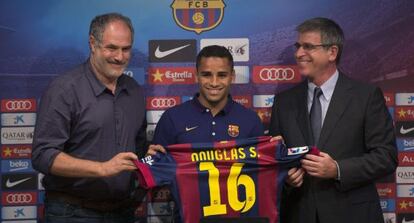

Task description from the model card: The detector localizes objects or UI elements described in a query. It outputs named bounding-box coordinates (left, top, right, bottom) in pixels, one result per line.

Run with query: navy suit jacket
left=269, top=73, right=397, bottom=223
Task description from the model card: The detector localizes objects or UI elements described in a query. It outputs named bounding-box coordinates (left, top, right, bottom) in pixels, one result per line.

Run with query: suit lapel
left=295, top=81, right=313, bottom=145
left=319, top=73, right=353, bottom=148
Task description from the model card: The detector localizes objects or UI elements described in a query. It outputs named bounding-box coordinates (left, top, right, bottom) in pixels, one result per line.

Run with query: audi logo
left=6, top=194, right=33, bottom=203
left=259, top=68, right=295, bottom=81
left=5, top=100, right=32, bottom=110
left=151, top=98, right=177, bottom=108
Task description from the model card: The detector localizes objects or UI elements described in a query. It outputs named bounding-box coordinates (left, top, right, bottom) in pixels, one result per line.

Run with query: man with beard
left=32, top=13, right=158, bottom=223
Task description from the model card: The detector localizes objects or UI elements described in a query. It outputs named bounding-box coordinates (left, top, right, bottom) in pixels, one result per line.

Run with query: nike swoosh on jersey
left=185, top=126, right=198, bottom=132
left=155, top=44, right=190, bottom=58
left=401, top=126, right=414, bottom=134
left=6, top=177, right=31, bottom=188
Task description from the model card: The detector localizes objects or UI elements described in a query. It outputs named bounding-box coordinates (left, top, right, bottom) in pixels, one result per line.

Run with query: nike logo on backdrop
left=155, top=44, right=190, bottom=58
left=401, top=126, right=414, bottom=134
left=6, top=177, right=31, bottom=188
left=185, top=126, right=198, bottom=132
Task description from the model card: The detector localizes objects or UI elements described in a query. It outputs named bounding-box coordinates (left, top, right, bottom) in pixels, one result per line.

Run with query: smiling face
left=89, top=20, right=132, bottom=85
left=196, top=56, right=234, bottom=113
left=295, top=31, right=338, bottom=83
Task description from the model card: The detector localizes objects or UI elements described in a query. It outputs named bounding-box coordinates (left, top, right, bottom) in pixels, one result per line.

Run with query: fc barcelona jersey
left=134, top=136, right=318, bottom=223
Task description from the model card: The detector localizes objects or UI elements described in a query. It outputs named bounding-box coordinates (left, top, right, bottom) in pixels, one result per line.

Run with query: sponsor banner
left=2, top=191, right=37, bottom=205
left=233, top=95, right=252, bottom=108
left=396, top=122, right=414, bottom=137
left=148, top=67, right=196, bottom=85
left=1, top=99, right=36, bottom=113
left=384, top=92, right=395, bottom=107
left=252, top=65, right=302, bottom=84
left=124, top=67, right=145, bottom=85
left=38, top=173, right=45, bottom=190
left=399, top=152, right=414, bottom=166
left=255, top=108, right=272, bottom=124
left=1, top=145, right=32, bottom=159
left=376, top=183, right=396, bottom=198
left=397, top=185, right=414, bottom=198
left=200, top=38, right=249, bottom=62
left=147, top=201, right=174, bottom=216
left=147, top=216, right=173, bottom=223
left=397, top=138, right=414, bottom=152
left=395, top=107, right=414, bottom=121
left=38, top=191, right=45, bottom=204
left=233, top=66, right=250, bottom=84
left=381, top=199, right=396, bottom=212
left=149, top=39, right=196, bottom=62
left=1, top=127, right=34, bottom=144
left=146, top=96, right=181, bottom=110
left=396, top=93, right=414, bottom=106
left=396, top=167, right=414, bottom=184
left=147, top=111, right=165, bottom=124
left=1, top=159, right=34, bottom=173
left=383, top=212, right=396, bottom=223
left=1, top=173, right=38, bottom=190
left=397, top=213, right=414, bottom=223
left=1, top=205, right=37, bottom=219
left=0, top=220, right=37, bottom=223
left=397, top=198, right=414, bottom=213
left=1, top=113, right=36, bottom=126
left=253, top=95, right=274, bottom=108
left=146, top=124, right=156, bottom=142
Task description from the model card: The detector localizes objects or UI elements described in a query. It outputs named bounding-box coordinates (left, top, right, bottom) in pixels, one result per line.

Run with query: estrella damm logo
left=171, top=0, right=226, bottom=34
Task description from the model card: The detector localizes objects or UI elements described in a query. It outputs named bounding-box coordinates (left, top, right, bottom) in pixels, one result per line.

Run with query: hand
left=146, top=144, right=166, bottom=156
left=286, top=167, right=305, bottom=187
left=99, top=152, right=138, bottom=177
left=301, top=152, right=338, bottom=179
left=270, top=135, right=284, bottom=143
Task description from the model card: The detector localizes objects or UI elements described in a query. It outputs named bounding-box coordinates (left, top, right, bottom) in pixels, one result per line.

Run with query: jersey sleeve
left=133, top=152, right=176, bottom=189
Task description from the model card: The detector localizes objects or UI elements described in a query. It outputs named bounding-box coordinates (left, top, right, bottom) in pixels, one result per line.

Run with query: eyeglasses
left=294, top=42, right=332, bottom=51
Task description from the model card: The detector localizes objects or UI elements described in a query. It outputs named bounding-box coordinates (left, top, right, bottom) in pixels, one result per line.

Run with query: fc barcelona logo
left=227, top=124, right=239, bottom=137
left=171, top=0, right=226, bottom=34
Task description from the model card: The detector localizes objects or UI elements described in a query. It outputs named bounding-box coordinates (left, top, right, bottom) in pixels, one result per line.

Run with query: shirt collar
left=308, top=69, right=339, bottom=101
left=85, top=59, right=129, bottom=96
left=191, top=93, right=234, bottom=115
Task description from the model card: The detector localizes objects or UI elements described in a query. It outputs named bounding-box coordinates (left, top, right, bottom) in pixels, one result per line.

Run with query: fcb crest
left=227, top=124, right=239, bottom=137
left=171, top=0, right=226, bottom=34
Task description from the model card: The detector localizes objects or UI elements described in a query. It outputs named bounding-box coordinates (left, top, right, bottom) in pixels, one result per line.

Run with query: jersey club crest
left=171, top=0, right=226, bottom=34
left=227, top=124, right=240, bottom=137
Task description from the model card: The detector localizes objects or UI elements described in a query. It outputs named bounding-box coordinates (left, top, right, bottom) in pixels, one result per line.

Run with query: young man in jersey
left=150, top=45, right=264, bottom=147
left=269, top=17, right=397, bottom=223
left=147, top=45, right=264, bottom=222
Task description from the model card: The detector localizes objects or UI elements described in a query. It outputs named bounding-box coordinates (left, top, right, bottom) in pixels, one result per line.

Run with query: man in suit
left=269, top=17, right=397, bottom=223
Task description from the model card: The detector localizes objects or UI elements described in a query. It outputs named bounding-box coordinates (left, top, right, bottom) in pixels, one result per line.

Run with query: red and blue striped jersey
left=134, top=136, right=318, bottom=223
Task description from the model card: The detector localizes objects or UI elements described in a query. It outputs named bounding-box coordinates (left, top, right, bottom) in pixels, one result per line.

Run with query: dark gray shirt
left=32, top=60, right=147, bottom=201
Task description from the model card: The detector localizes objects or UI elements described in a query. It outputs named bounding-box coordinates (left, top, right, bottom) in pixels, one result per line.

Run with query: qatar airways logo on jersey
left=395, top=107, right=414, bottom=121
left=252, top=65, right=302, bottom=84
left=383, top=92, right=394, bottom=107
left=148, top=67, right=196, bottom=85
left=2, top=192, right=37, bottom=205
left=399, top=152, right=414, bottom=166
left=376, top=183, right=396, bottom=198
left=233, top=95, right=252, bottom=108
left=1, top=99, right=37, bottom=112
left=146, top=97, right=181, bottom=110
left=1, top=145, right=32, bottom=159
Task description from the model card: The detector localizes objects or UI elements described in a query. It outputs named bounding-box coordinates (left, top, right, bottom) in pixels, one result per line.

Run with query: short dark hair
left=296, top=17, right=344, bottom=63
left=89, top=13, right=134, bottom=46
left=196, top=45, right=234, bottom=70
